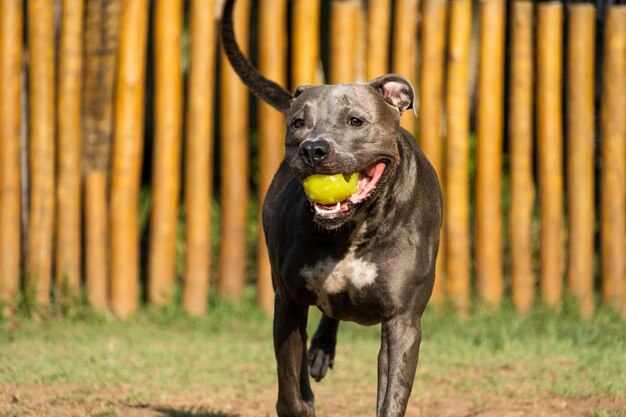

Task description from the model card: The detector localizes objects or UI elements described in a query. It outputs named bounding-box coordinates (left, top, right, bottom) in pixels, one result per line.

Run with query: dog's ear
left=368, top=74, right=415, bottom=115
left=294, top=85, right=313, bottom=98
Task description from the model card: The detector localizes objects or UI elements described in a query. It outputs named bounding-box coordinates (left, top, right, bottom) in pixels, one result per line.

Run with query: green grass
left=1, top=296, right=274, bottom=394
left=417, top=302, right=626, bottom=397
left=1, top=293, right=625, bottom=410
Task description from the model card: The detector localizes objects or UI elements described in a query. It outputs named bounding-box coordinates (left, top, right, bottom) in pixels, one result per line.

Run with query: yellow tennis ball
left=302, top=173, right=359, bottom=205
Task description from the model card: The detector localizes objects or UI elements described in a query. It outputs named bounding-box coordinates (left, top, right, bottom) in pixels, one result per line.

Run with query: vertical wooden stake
left=85, top=171, right=108, bottom=311
left=355, top=2, right=367, bottom=81
left=445, top=0, right=471, bottom=314
left=27, top=0, right=56, bottom=307
left=476, top=0, right=506, bottom=308
left=366, top=0, right=391, bottom=80
left=566, top=4, right=596, bottom=317
left=219, top=0, right=250, bottom=302
left=257, top=0, right=287, bottom=314
left=420, top=0, right=447, bottom=177
left=0, top=0, right=23, bottom=311
left=509, top=0, right=535, bottom=314
left=82, top=0, right=120, bottom=313
left=600, top=6, right=626, bottom=311
left=291, top=0, right=321, bottom=87
left=57, top=0, right=84, bottom=300
left=148, top=0, right=184, bottom=307
left=183, top=0, right=216, bottom=316
left=330, top=0, right=359, bottom=84
left=420, top=0, right=447, bottom=303
left=392, top=0, right=419, bottom=133
left=537, top=2, right=564, bottom=309
left=110, top=0, right=150, bottom=319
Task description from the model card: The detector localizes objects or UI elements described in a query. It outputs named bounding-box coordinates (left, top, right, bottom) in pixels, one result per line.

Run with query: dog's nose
left=298, top=139, right=330, bottom=167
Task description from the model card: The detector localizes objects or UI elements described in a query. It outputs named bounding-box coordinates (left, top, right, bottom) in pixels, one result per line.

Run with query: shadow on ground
left=156, top=407, right=239, bottom=417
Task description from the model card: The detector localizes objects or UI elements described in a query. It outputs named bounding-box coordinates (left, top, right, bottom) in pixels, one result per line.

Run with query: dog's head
left=285, top=75, right=414, bottom=229
left=220, top=2, right=415, bottom=230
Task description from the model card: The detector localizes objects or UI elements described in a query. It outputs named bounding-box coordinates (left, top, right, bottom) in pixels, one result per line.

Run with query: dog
left=221, top=1, right=442, bottom=415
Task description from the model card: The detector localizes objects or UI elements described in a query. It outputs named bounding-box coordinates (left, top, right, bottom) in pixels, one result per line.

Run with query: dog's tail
left=220, top=0, right=293, bottom=114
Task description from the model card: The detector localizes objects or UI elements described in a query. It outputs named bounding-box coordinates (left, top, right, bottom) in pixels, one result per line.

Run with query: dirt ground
left=1, top=383, right=625, bottom=417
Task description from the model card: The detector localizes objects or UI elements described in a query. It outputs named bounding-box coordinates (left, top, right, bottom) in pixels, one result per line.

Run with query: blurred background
left=0, top=0, right=625, bottom=321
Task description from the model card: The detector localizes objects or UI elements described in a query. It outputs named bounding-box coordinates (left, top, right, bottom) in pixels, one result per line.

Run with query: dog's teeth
left=313, top=202, right=343, bottom=216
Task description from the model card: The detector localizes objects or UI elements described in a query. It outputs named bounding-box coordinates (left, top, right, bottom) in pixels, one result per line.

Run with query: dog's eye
left=291, top=118, right=305, bottom=129
left=348, top=117, right=363, bottom=127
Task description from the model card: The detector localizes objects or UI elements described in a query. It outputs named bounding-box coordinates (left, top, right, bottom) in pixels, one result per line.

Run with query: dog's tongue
left=312, top=162, right=386, bottom=215
left=349, top=162, right=386, bottom=204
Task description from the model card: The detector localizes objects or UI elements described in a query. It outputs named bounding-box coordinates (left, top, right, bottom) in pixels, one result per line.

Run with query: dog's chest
left=300, top=249, right=378, bottom=316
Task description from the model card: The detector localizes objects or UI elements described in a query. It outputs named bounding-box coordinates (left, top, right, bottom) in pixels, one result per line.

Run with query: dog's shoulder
left=395, top=128, right=443, bottom=228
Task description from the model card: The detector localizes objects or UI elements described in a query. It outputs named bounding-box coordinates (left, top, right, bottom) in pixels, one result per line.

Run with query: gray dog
left=221, top=1, right=442, bottom=416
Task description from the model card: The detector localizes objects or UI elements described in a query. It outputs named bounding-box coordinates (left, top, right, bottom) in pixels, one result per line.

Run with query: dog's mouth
left=308, top=161, right=387, bottom=223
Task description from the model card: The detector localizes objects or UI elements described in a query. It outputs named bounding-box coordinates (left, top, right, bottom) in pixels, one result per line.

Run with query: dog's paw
left=308, top=346, right=334, bottom=382
left=277, top=400, right=316, bottom=417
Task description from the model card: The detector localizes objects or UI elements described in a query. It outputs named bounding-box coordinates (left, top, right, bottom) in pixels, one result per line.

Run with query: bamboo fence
left=0, top=0, right=624, bottom=319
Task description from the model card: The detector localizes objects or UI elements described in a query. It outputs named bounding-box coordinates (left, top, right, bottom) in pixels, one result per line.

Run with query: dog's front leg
left=274, top=291, right=315, bottom=417
left=376, top=315, right=422, bottom=417
left=376, top=322, right=390, bottom=416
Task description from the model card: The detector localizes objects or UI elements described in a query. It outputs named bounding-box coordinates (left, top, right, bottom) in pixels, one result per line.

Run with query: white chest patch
left=300, top=250, right=378, bottom=315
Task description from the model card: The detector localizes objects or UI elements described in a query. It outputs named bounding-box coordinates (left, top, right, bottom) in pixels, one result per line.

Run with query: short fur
left=221, top=1, right=442, bottom=416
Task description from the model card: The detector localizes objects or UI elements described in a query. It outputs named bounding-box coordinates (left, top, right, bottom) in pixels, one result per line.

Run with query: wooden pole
left=366, top=0, right=391, bottom=80
left=475, top=0, right=506, bottom=308
left=420, top=0, right=447, bottom=303
left=291, top=0, right=321, bottom=87
left=218, top=0, right=250, bottom=302
left=566, top=4, right=596, bottom=317
left=445, top=0, right=471, bottom=313
left=330, top=0, right=359, bottom=84
left=183, top=0, right=216, bottom=316
left=0, top=0, right=23, bottom=311
left=355, top=2, right=367, bottom=82
left=27, top=0, right=56, bottom=307
left=257, top=0, right=287, bottom=314
left=536, top=2, right=564, bottom=309
left=56, top=0, right=84, bottom=300
left=392, top=0, right=419, bottom=133
left=509, top=0, right=535, bottom=314
left=420, top=0, right=447, bottom=177
left=110, top=0, right=150, bottom=319
left=600, top=6, right=626, bottom=311
left=82, top=0, right=120, bottom=312
left=148, top=0, right=184, bottom=307
left=85, top=171, right=108, bottom=311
